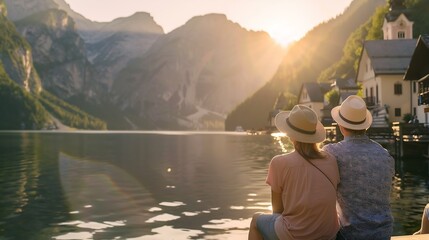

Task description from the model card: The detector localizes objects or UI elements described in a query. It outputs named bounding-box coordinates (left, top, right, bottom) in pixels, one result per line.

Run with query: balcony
left=364, top=96, right=376, bottom=108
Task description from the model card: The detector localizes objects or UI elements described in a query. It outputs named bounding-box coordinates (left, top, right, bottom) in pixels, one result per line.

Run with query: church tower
left=382, top=0, right=413, bottom=40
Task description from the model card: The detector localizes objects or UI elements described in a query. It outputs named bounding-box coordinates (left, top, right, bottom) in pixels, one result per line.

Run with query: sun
left=264, top=24, right=297, bottom=47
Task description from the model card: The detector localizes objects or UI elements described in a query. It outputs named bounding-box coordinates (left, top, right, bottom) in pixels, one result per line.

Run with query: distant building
left=330, top=78, right=360, bottom=102
left=404, top=34, right=429, bottom=124
left=297, top=82, right=330, bottom=120
left=356, top=0, right=417, bottom=123
left=382, top=0, right=413, bottom=40
left=320, top=78, right=360, bottom=126
left=268, top=92, right=292, bottom=129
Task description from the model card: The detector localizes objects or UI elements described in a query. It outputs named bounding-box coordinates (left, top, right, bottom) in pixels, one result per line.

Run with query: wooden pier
left=391, top=234, right=429, bottom=239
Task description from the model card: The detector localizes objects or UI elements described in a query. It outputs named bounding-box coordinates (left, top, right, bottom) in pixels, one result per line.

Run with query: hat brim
left=331, top=106, right=373, bottom=130
left=275, top=111, right=326, bottom=143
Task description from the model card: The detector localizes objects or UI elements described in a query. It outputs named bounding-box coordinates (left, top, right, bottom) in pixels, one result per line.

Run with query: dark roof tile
left=364, top=39, right=417, bottom=74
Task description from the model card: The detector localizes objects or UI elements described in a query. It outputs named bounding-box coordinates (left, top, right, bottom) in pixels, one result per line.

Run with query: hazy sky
left=64, top=0, right=354, bottom=45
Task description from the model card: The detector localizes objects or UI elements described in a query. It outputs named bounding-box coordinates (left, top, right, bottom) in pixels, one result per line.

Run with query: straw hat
left=331, top=95, right=372, bottom=130
left=275, top=105, right=326, bottom=143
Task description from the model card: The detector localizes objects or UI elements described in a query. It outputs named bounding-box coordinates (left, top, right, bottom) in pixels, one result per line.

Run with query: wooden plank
left=391, top=234, right=429, bottom=239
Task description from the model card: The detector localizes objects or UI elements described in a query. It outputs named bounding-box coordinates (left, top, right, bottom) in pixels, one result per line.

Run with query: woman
left=414, top=203, right=429, bottom=234
left=249, top=105, right=340, bottom=240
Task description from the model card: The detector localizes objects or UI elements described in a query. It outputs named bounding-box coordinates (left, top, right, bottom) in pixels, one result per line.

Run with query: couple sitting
left=249, top=95, right=395, bottom=240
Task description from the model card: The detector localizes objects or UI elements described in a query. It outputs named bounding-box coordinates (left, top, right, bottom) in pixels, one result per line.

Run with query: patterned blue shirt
left=323, top=135, right=395, bottom=240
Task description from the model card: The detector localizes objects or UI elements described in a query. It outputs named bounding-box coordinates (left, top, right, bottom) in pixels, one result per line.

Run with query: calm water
left=0, top=131, right=428, bottom=239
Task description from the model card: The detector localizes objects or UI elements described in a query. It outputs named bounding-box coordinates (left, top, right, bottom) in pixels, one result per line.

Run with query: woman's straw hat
left=331, top=95, right=372, bottom=130
left=275, top=105, right=326, bottom=143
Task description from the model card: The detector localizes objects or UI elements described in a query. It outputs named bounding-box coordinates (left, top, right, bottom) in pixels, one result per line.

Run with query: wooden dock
left=391, top=234, right=428, bottom=239
left=324, top=122, right=429, bottom=158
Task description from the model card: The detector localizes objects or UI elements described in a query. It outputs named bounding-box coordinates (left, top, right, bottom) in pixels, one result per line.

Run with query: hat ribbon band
left=339, top=111, right=366, bottom=125
left=286, top=118, right=316, bottom=135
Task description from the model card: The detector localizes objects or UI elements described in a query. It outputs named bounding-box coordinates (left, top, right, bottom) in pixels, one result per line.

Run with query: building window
left=398, top=31, right=405, bottom=39
left=413, top=107, right=417, bottom=115
left=413, top=81, right=417, bottom=93
left=395, top=108, right=401, bottom=117
left=394, top=83, right=402, bottom=95
left=376, top=85, right=379, bottom=103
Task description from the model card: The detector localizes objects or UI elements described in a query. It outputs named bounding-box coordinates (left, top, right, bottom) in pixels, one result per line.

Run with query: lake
left=0, top=131, right=428, bottom=239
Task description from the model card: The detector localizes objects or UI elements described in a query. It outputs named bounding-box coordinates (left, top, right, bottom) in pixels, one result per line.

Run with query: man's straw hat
left=331, top=95, right=372, bottom=130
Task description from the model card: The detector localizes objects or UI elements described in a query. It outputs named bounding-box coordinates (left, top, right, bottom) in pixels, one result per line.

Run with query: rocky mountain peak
left=183, top=13, right=237, bottom=31
left=187, top=13, right=228, bottom=23
left=99, top=11, right=164, bottom=35
left=4, top=0, right=58, bottom=21
left=29, top=9, right=75, bottom=32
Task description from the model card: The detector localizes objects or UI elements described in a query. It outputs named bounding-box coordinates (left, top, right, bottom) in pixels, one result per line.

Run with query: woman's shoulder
left=271, top=151, right=303, bottom=167
left=272, top=151, right=299, bottom=160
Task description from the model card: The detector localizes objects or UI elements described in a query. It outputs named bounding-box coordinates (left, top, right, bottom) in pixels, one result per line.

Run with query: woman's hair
left=294, top=141, right=325, bottom=160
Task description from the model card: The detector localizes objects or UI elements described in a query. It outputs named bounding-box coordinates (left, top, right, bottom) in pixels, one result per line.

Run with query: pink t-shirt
left=266, top=151, right=340, bottom=240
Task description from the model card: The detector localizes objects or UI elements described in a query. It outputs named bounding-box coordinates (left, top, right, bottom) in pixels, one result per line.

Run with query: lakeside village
left=240, top=5, right=429, bottom=159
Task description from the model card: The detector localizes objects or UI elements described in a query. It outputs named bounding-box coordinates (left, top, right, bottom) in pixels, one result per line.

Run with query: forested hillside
left=0, top=1, right=106, bottom=130
left=319, top=0, right=429, bottom=83
left=226, top=0, right=429, bottom=131
left=0, top=65, right=49, bottom=129
left=225, top=0, right=386, bottom=131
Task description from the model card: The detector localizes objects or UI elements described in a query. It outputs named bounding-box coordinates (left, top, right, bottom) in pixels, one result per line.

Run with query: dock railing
left=324, top=122, right=429, bottom=157
left=393, top=121, right=429, bottom=157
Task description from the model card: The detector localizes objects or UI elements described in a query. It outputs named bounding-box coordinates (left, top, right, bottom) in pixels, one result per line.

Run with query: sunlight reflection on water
left=0, top=132, right=428, bottom=239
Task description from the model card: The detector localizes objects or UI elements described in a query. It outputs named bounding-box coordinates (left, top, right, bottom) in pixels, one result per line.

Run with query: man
left=323, top=95, right=395, bottom=240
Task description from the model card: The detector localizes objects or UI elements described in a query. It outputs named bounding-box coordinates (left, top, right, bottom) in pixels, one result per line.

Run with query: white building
left=356, top=1, right=418, bottom=123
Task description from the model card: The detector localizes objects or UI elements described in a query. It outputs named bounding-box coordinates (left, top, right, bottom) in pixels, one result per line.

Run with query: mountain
left=0, top=1, right=106, bottom=130
left=3, top=0, right=57, bottom=21
left=53, top=0, right=165, bottom=91
left=5, top=0, right=164, bottom=94
left=320, top=0, right=429, bottom=87
left=0, top=3, right=42, bottom=94
left=85, top=12, right=164, bottom=91
left=0, top=65, right=50, bottom=130
left=225, top=0, right=386, bottom=131
left=111, top=14, right=283, bottom=130
left=0, top=1, right=47, bottom=129
left=14, top=9, right=97, bottom=99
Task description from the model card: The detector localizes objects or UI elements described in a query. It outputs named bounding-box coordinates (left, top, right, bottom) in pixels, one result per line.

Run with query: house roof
left=385, top=11, right=412, bottom=22
left=385, top=0, right=411, bottom=22
left=332, top=78, right=359, bottom=89
left=301, top=82, right=330, bottom=103
left=340, top=92, right=356, bottom=102
left=404, top=34, right=429, bottom=80
left=273, top=93, right=289, bottom=110
left=364, top=39, right=417, bottom=75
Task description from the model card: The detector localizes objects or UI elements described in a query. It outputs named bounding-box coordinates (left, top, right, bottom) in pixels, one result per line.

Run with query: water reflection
left=391, top=157, right=429, bottom=234
left=58, top=153, right=157, bottom=238
left=0, top=132, right=428, bottom=238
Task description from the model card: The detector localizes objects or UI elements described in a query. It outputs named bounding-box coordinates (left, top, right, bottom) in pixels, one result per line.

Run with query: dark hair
left=294, top=141, right=326, bottom=160
left=342, top=127, right=366, bottom=136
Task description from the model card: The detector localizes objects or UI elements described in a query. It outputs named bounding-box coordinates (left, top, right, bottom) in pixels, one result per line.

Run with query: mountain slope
left=112, top=14, right=284, bottom=130
left=0, top=1, right=106, bottom=130
left=15, top=9, right=96, bottom=99
left=0, top=4, right=42, bottom=93
left=85, top=12, right=164, bottom=91
left=3, top=0, right=57, bottom=21
left=225, top=0, right=386, bottom=131
left=0, top=64, right=49, bottom=129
